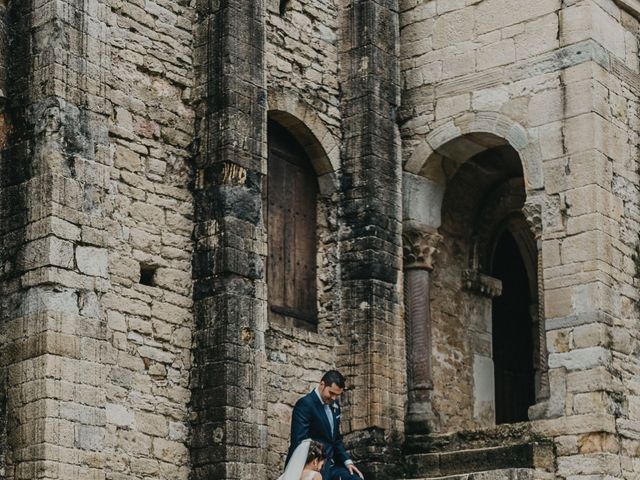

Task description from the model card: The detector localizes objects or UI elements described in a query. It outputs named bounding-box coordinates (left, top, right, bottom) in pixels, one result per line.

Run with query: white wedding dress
left=278, top=439, right=311, bottom=480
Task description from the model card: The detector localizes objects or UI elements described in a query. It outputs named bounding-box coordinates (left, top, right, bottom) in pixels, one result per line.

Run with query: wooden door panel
left=267, top=121, right=318, bottom=326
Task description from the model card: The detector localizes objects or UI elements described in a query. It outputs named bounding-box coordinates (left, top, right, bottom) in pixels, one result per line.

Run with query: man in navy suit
left=286, top=370, right=364, bottom=480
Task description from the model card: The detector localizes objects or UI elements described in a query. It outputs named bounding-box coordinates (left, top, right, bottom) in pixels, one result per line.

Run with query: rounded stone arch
left=473, top=178, right=538, bottom=300
left=267, top=91, right=340, bottom=195
left=404, top=112, right=543, bottom=194
left=402, top=111, right=549, bottom=432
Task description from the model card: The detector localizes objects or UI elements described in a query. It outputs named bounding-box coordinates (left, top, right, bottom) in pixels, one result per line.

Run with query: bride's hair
left=305, top=441, right=327, bottom=464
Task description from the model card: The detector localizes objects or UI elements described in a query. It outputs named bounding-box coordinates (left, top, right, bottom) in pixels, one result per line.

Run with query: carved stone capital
left=403, top=229, right=442, bottom=271
left=523, top=197, right=543, bottom=240
left=462, top=270, right=502, bottom=298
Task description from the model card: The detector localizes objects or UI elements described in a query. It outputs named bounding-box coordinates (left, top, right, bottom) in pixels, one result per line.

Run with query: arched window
left=266, top=120, right=318, bottom=328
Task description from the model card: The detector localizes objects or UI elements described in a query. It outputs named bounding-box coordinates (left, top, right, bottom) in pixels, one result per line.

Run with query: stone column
left=403, top=228, right=441, bottom=434
left=338, top=0, right=404, bottom=476
left=523, top=198, right=550, bottom=411
left=191, top=0, right=268, bottom=478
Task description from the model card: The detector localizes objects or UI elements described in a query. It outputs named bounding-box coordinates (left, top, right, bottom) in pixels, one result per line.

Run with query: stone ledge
left=614, top=0, right=640, bottom=18
left=405, top=423, right=540, bottom=454
left=545, top=310, right=615, bottom=331
left=462, top=270, right=502, bottom=298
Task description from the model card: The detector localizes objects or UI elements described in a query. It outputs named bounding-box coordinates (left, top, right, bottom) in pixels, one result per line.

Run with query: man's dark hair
left=321, top=370, right=346, bottom=389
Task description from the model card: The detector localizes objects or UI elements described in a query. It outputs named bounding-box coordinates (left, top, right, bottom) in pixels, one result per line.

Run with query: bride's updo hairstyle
left=306, top=441, right=327, bottom=464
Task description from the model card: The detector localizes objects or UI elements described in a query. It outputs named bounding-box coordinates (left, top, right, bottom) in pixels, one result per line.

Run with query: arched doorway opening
left=406, top=138, right=543, bottom=432
left=264, top=110, right=339, bottom=478
left=491, top=224, right=536, bottom=424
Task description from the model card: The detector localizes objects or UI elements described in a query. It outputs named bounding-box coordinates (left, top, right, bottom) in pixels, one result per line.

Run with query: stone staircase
left=405, top=468, right=553, bottom=480
left=402, top=426, right=555, bottom=480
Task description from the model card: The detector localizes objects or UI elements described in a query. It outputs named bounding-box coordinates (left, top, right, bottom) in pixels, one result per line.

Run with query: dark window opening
left=267, top=120, right=318, bottom=329
left=279, top=0, right=289, bottom=16
left=491, top=229, right=535, bottom=424
left=139, top=264, right=157, bottom=286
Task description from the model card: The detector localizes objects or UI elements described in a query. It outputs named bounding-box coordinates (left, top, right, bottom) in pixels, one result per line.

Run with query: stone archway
left=472, top=178, right=540, bottom=424
left=491, top=223, right=536, bottom=424
left=405, top=112, right=544, bottom=193
left=268, top=91, right=340, bottom=195
left=402, top=115, right=547, bottom=434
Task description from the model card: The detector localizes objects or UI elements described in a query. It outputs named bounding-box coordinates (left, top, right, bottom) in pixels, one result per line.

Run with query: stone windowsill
left=614, top=0, right=640, bottom=17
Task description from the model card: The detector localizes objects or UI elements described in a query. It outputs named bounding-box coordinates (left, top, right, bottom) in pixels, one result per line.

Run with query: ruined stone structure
left=0, top=0, right=639, bottom=479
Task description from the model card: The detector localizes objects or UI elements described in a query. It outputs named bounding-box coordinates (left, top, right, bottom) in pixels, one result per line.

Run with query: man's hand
left=347, top=463, right=364, bottom=479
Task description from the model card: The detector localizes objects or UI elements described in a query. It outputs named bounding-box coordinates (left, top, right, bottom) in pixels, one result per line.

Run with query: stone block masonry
left=337, top=0, right=407, bottom=477
left=1, top=0, right=196, bottom=479
left=264, top=0, right=344, bottom=474
left=400, top=0, right=640, bottom=479
left=0, top=0, right=113, bottom=478
left=0, top=0, right=639, bottom=479
left=102, top=0, right=196, bottom=477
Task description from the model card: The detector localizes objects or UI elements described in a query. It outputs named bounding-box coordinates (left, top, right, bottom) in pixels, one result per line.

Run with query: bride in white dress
left=278, top=439, right=326, bottom=480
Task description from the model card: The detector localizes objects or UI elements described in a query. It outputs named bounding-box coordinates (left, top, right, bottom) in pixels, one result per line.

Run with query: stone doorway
left=403, top=132, right=547, bottom=434
left=491, top=225, right=536, bottom=424
left=436, top=145, right=538, bottom=431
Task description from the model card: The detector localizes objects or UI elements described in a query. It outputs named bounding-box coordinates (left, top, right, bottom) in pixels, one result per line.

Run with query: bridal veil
left=277, top=439, right=311, bottom=480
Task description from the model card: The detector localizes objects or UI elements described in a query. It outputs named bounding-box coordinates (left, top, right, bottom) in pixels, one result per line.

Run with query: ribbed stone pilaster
left=338, top=0, right=404, bottom=477
left=191, top=0, right=268, bottom=478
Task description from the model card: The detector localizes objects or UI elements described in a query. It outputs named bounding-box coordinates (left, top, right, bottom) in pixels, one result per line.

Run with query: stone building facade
left=0, top=0, right=639, bottom=479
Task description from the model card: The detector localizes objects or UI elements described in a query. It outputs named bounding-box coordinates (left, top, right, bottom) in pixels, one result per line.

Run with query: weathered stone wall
left=2, top=0, right=640, bottom=479
left=0, top=0, right=114, bottom=478
left=401, top=0, right=640, bottom=479
left=0, top=0, right=6, bottom=151
left=400, top=0, right=563, bottom=435
left=191, top=0, right=269, bottom=477
left=103, top=1, right=195, bottom=479
left=266, top=0, right=341, bottom=137
left=428, top=230, right=482, bottom=431
left=0, top=3, right=28, bottom=477
left=264, top=0, right=408, bottom=476
left=400, top=0, right=561, bottom=160
left=338, top=0, right=406, bottom=476
left=263, top=180, right=341, bottom=477
left=547, top=3, right=640, bottom=478
left=0, top=2, right=11, bottom=476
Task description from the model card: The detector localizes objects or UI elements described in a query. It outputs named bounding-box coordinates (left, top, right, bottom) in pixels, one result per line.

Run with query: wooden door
left=267, top=121, right=318, bottom=328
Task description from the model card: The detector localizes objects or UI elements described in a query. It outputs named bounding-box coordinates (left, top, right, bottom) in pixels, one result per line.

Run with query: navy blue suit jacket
left=286, top=390, right=350, bottom=467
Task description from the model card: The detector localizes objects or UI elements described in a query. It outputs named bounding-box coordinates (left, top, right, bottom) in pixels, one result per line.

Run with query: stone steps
left=404, top=423, right=538, bottom=455
left=405, top=467, right=554, bottom=480
left=404, top=442, right=554, bottom=479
